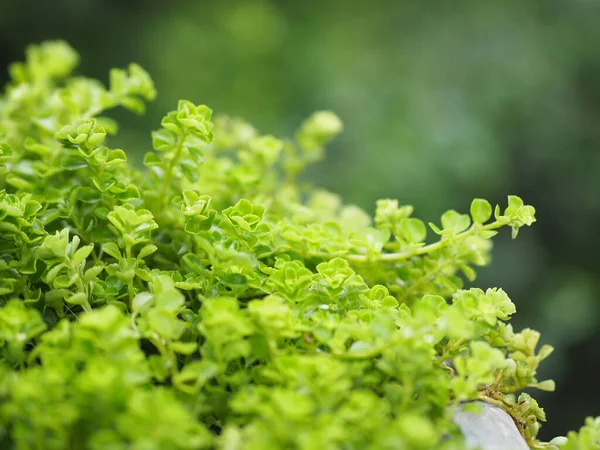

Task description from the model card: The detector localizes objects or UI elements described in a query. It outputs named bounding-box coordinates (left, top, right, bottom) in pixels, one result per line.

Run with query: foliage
left=0, top=41, right=596, bottom=449
left=555, top=418, right=600, bottom=450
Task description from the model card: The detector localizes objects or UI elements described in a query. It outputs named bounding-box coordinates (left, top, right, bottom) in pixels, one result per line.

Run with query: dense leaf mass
left=0, top=41, right=595, bottom=449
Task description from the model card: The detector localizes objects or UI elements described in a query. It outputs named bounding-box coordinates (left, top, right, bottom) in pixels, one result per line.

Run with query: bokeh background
left=2, top=0, right=600, bottom=440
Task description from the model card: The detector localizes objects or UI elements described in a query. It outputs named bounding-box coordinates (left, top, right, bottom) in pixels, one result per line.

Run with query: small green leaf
left=106, top=148, right=127, bottom=164
left=470, top=198, right=492, bottom=224
left=60, top=154, right=88, bottom=170
left=538, top=344, right=554, bottom=361
left=83, top=265, right=104, bottom=283
left=220, top=273, right=247, bottom=287
left=170, top=341, right=197, bottom=355
left=102, top=242, right=122, bottom=260
left=73, top=243, right=94, bottom=266
left=75, top=187, right=102, bottom=204
left=401, top=218, right=426, bottom=243
left=138, top=244, right=158, bottom=259
left=132, top=292, right=153, bottom=313
left=441, top=210, right=471, bottom=233
left=182, top=253, right=208, bottom=275
left=54, top=274, right=76, bottom=289
left=428, top=222, right=443, bottom=235
left=65, top=292, right=89, bottom=308
left=534, top=379, right=556, bottom=392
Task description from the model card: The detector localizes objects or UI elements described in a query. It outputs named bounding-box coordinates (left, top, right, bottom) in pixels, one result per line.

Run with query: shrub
left=0, top=41, right=597, bottom=449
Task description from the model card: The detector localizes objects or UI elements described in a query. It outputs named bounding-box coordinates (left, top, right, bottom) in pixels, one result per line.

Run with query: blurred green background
left=2, top=0, right=600, bottom=439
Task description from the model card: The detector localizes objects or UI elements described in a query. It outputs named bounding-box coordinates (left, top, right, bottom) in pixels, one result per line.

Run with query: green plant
left=0, top=41, right=596, bottom=450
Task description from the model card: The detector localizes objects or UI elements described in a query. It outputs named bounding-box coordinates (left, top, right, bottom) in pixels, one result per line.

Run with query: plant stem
left=158, top=133, right=186, bottom=204
left=346, top=221, right=504, bottom=263
left=399, top=251, right=467, bottom=302
left=259, top=220, right=505, bottom=263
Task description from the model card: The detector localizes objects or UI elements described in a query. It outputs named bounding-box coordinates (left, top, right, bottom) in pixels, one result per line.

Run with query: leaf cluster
left=0, top=41, right=595, bottom=450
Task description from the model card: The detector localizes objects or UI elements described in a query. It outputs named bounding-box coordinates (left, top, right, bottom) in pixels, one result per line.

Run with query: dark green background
left=2, top=0, right=600, bottom=439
